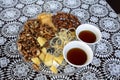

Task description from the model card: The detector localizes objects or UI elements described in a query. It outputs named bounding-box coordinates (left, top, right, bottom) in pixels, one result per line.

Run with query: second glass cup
left=76, top=24, right=102, bottom=45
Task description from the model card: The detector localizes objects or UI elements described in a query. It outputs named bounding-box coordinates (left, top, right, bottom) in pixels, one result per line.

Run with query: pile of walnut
left=17, top=12, right=80, bottom=74
left=52, top=12, right=80, bottom=29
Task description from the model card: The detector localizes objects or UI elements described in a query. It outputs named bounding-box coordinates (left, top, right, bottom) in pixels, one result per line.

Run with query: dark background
left=106, top=0, right=120, bottom=14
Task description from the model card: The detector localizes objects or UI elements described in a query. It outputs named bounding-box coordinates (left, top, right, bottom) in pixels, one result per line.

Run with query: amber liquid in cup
left=67, top=48, right=87, bottom=65
left=78, top=30, right=96, bottom=43
left=76, top=24, right=102, bottom=45
left=63, top=41, right=93, bottom=67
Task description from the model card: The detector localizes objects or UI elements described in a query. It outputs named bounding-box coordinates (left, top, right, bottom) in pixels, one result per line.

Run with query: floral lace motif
left=6, top=60, right=35, bottom=79
left=99, top=18, right=120, bottom=32
left=4, top=40, right=20, bottom=58
left=94, top=39, right=113, bottom=58
left=44, top=1, right=62, bottom=13
left=1, top=22, right=22, bottom=38
left=0, top=0, right=18, bottom=8
left=20, top=0, right=37, bottom=4
left=0, top=57, right=10, bottom=68
left=81, top=0, right=98, bottom=4
left=71, top=9, right=89, bottom=22
left=111, top=33, right=120, bottom=49
left=0, top=8, right=20, bottom=21
left=89, top=4, right=108, bottom=17
left=22, top=4, right=42, bottom=17
left=75, top=66, right=103, bottom=80
left=102, top=58, right=120, bottom=79
left=0, top=37, right=6, bottom=45
left=63, top=0, right=81, bottom=8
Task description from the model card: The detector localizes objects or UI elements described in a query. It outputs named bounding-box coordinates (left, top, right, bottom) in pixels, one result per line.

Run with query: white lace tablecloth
left=0, top=0, right=120, bottom=80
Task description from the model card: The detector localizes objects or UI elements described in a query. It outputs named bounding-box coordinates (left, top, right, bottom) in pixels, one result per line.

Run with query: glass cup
left=76, top=24, right=102, bottom=45
left=63, top=41, right=93, bottom=67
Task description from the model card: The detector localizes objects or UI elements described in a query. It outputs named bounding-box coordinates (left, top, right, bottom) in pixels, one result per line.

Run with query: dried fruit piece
left=39, top=53, right=46, bottom=61
left=50, top=65, right=58, bottom=74
left=37, top=37, right=47, bottom=47
left=54, top=55, right=64, bottom=65
left=44, top=53, right=54, bottom=66
left=31, top=57, right=41, bottom=66
left=37, top=13, right=57, bottom=31
left=41, top=47, right=47, bottom=54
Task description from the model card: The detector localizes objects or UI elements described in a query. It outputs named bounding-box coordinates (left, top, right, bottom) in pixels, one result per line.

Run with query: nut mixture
left=17, top=19, right=56, bottom=61
left=17, top=12, right=81, bottom=72
left=52, top=12, right=81, bottom=29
